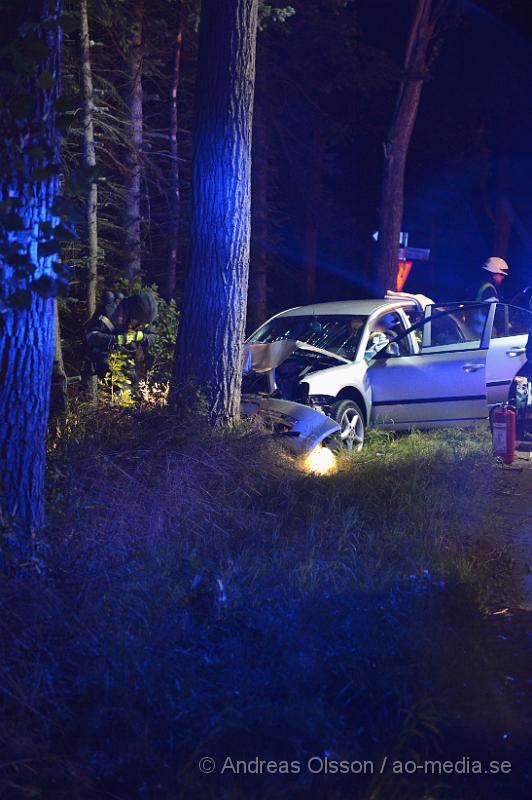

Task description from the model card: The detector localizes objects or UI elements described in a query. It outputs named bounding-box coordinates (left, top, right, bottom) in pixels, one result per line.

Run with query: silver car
left=242, top=298, right=531, bottom=453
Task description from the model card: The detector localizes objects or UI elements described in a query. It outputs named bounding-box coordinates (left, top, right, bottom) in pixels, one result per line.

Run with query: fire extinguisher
left=491, top=403, right=516, bottom=465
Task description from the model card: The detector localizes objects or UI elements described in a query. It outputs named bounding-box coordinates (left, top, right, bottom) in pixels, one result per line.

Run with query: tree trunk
left=492, top=149, right=513, bottom=259
left=373, top=0, right=436, bottom=294
left=248, top=40, right=269, bottom=332
left=173, top=0, right=259, bottom=423
left=50, top=299, right=68, bottom=419
left=125, top=0, right=144, bottom=284
left=166, top=9, right=185, bottom=301
left=0, top=1, right=63, bottom=533
left=80, top=0, right=98, bottom=398
left=303, top=128, right=323, bottom=304
left=0, top=296, right=55, bottom=532
left=80, top=0, right=98, bottom=317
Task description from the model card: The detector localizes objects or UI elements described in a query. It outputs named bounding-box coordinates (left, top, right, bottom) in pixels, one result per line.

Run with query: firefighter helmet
left=125, top=290, right=158, bottom=326
left=483, top=257, right=509, bottom=276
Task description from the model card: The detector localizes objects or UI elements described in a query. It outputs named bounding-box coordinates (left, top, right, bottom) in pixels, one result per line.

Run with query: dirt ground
left=495, top=441, right=532, bottom=609
left=459, top=441, right=532, bottom=799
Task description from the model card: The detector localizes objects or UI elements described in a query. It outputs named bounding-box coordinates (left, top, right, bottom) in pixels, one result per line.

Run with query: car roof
left=273, top=299, right=414, bottom=318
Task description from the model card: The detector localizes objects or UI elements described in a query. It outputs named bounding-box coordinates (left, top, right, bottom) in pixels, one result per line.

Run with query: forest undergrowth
left=1, top=407, right=530, bottom=800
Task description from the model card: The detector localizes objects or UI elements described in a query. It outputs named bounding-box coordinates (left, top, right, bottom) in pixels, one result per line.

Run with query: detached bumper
left=241, top=394, right=340, bottom=456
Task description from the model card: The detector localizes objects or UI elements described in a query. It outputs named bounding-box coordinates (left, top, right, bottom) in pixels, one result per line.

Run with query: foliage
left=99, top=350, right=136, bottom=405
left=145, top=282, right=180, bottom=382
left=258, top=3, right=296, bottom=30
left=1, top=420, right=526, bottom=798
left=0, top=2, right=73, bottom=311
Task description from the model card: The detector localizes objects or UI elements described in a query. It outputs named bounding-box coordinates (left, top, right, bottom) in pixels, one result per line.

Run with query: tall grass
left=0, top=410, right=523, bottom=799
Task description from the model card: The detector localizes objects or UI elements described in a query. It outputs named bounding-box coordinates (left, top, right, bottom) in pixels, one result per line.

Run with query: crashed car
left=242, top=294, right=532, bottom=455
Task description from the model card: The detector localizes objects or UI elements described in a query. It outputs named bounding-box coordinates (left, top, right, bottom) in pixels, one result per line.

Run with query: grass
left=0, top=408, right=527, bottom=799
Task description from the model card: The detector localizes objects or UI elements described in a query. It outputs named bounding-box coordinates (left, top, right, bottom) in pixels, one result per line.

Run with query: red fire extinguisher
left=492, top=403, right=516, bottom=465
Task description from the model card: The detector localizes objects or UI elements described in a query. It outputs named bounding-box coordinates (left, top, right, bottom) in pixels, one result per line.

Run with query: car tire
left=329, top=399, right=365, bottom=452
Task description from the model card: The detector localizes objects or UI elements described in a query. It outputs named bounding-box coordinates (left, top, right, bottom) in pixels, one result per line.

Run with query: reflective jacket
left=476, top=281, right=499, bottom=303
left=85, top=314, right=156, bottom=378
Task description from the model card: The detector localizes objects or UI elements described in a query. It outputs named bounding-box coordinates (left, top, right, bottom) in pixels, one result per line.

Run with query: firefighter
left=476, top=256, right=509, bottom=302
left=85, top=289, right=158, bottom=379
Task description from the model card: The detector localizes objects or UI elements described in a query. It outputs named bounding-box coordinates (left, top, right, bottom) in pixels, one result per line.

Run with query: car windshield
left=248, top=314, right=368, bottom=360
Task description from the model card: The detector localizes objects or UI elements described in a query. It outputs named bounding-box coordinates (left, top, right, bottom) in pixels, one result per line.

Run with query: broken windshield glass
left=248, top=315, right=368, bottom=360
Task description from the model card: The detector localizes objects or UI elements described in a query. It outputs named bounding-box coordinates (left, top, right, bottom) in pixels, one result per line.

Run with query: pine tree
left=173, top=0, right=259, bottom=422
left=0, top=0, right=64, bottom=533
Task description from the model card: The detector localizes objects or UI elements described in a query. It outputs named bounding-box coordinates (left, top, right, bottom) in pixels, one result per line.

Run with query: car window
left=403, top=307, right=424, bottom=328
left=385, top=304, right=491, bottom=355
left=491, top=304, right=508, bottom=339
left=491, top=304, right=532, bottom=339
left=508, top=305, right=532, bottom=336
left=248, top=314, right=368, bottom=359
left=365, top=310, right=411, bottom=359
left=421, top=305, right=490, bottom=351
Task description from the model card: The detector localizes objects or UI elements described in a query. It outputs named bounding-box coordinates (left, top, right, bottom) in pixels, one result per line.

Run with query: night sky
left=267, top=0, right=532, bottom=311
left=403, top=0, right=532, bottom=300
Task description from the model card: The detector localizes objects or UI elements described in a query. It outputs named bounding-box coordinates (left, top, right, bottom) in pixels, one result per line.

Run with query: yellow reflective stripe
left=477, top=282, right=496, bottom=299
left=98, top=315, right=114, bottom=331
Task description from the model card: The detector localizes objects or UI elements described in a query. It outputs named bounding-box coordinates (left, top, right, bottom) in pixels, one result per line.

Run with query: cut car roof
left=274, top=298, right=414, bottom=318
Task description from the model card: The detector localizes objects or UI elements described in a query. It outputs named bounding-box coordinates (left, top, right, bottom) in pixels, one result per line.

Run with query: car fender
left=304, top=361, right=372, bottom=417
left=241, top=395, right=341, bottom=456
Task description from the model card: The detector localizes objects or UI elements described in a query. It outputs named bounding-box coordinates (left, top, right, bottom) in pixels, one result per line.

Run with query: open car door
left=485, top=304, right=531, bottom=407
left=367, top=303, right=491, bottom=429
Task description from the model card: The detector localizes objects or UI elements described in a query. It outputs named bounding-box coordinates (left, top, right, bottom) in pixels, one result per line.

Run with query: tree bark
left=50, top=299, right=68, bottom=418
left=173, top=0, right=259, bottom=423
left=80, top=0, right=98, bottom=317
left=373, top=0, right=437, bottom=294
left=80, top=0, right=98, bottom=398
left=0, top=0, right=63, bottom=532
left=166, top=9, right=185, bottom=301
left=248, top=40, right=269, bottom=332
left=303, top=128, right=323, bottom=304
left=492, top=148, right=513, bottom=259
left=125, top=0, right=144, bottom=284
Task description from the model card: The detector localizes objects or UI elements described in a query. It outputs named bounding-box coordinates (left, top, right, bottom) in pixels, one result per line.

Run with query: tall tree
left=0, top=0, right=64, bottom=533
left=173, top=0, right=259, bottom=423
left=373, top=0, right=446, bottom=293
left=80, top=0, right=98, bottom=316
left=302, top=126, right=323, bottom=303
left=125, top=0, right=144, bottom=283
left=248, top=35, right=269, bottom=332
left=166, top=6, right=185, bottom=300
left=79, top=0, right=98, bottom=398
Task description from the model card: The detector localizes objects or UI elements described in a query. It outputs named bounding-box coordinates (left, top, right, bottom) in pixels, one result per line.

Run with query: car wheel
left=330, top=399, right=365, bottom=452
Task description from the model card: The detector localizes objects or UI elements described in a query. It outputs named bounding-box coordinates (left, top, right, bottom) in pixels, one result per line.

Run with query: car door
left=367, top=304, right=491, bottom=429
left=485, top=304, right=531, bottom=407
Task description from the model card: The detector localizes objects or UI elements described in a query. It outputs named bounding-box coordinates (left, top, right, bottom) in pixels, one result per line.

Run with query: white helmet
left=483, top=256, right=509, bottom=275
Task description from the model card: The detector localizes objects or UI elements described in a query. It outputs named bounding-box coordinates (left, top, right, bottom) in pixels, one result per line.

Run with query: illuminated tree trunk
left=248, top=42, right=269, bottom=332
left=166, top=9, right=185, bottom=301
left=125, top=0, right=144, bottom=283
left=374, top=0, right=437, bottom=294
left=0, top=0, right=62, bottom=533
left=173, top=0, right=259, bottom=423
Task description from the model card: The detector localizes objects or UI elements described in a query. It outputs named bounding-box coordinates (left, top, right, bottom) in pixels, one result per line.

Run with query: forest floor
left=494, top=444, right=532, bottom=607
left=1, top=408, right=532, bottom=800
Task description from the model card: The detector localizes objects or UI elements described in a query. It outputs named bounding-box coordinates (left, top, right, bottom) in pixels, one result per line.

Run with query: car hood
left=243, top=340, right=350, bottom=373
